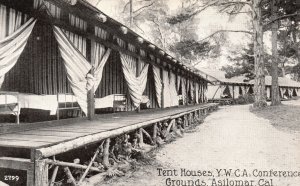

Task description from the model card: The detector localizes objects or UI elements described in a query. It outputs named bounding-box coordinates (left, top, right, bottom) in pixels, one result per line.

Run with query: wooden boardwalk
left=0, top=103, right=217, bottom=150
left=0, top=103, right=218, bottom=186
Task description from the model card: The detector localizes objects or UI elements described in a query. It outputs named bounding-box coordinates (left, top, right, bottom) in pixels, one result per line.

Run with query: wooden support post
left=139, top=128, right=144, bottom=144
left=35, top=159, right=48, bottom=186
left=102, top=138, right=110, bottom=168
left=153, top=123, right=157, bottom=144
left=136, top=57, right=141, bottom=112
left=45, top=159, right=102, bottom=173
left=161, top=68, right=165, bottom=108
left=78, top=144, right=102, bottom=184
left=186, top=78, right=189, bottom=105
left=232, top=85, right=235, bottom=100
left=64, top=167, right=76, bottom=186
left=87, top=41, right=96, bottom=120
left=49, top=166, right=59, bottom=186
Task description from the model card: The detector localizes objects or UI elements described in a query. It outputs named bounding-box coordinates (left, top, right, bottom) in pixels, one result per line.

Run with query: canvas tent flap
left=0, top=18, right=37, bottom=89
left=152, top=65, right=162, bottom=107
left=119, top=52, right=149, bottom=108
left=53, top=26, right=92, bottom=115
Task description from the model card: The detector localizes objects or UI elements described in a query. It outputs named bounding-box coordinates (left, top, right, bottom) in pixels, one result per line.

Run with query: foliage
left=235, top=94, right=255, bottom=105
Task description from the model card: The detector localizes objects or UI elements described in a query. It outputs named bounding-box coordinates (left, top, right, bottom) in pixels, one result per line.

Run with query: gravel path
left=104, top=104, right=300, bottom=186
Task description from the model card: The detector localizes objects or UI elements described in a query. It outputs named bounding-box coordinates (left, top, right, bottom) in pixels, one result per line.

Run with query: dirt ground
left=101, top=102, right=300, bottom=186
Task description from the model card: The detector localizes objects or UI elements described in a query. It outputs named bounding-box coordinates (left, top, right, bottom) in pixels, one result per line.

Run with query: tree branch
left=264, top=13, right=300, bottom=26
left=122, top=1, right=130, bottom=13
left=199, top=30, right=253, bottom=42
left=133, top=2, right=155, bottom=14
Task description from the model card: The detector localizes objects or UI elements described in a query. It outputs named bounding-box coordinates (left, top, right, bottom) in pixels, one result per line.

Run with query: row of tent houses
left=202, top=70, right=300, bottom=102
left=0, top=0, right=210, bottom=123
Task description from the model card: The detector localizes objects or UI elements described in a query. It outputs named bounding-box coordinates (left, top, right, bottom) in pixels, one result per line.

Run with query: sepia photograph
left=0, top=0, right=299, bottom=185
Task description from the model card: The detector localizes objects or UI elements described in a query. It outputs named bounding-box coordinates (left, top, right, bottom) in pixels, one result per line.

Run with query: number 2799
left=4, top=175, right=19, bottom=181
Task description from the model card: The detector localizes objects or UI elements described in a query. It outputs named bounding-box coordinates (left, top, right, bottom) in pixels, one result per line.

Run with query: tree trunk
left=252, top=0, right=267, bottom=108
left=270, top=0, right=281, bottom=106
left=129, top=0, right=133, bottom=28
left=291, top=23, right=300, bottom=64
left=281, top=63, right=286, bottom=77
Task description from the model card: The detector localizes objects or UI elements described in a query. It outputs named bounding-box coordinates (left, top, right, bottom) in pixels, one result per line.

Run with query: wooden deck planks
left=20, top=130, right=89, bottom=137
left=0, top=139, right=51, bottom=148
left=0, top=104, right=216, bottom=149
left=0, top=134, right=70, bottom=143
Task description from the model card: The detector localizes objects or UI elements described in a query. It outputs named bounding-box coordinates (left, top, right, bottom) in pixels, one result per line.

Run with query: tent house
left=249, top=76, right=300, bottom=100
left=203, top=69, right=300, bottom=103
left=201, top=70, right=253, bottom=103
left=0, top=0, right=210, bottom=123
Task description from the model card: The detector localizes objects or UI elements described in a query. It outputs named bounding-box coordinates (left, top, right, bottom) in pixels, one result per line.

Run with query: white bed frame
left=0, top=91, right=20, bottom=124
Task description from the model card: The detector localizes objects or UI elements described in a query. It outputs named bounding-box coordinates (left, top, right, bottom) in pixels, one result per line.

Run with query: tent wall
left=0, top=0, right=210, bottom=122
left=94, top=50, right=158, bottom=111
left=1, top=21, right=72, bottom=94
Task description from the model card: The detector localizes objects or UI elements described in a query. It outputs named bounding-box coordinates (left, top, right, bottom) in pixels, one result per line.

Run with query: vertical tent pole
left=136, top=56, right=141, bottom=112
left=161, top=67, right=165, bottom=108
left=88, top=39, right=95, bottom=120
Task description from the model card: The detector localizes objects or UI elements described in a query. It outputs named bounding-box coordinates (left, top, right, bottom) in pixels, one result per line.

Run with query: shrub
left=235, top=94, right=255, bottom=104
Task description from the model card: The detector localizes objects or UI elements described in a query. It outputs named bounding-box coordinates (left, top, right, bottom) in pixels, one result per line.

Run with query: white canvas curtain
left=0, top=18, right=36, bottom=89
left=296, top=88, right=300, bottom=96
left=169, top=72, right=178, bottom=106
left=266, top=87, right=271, bottom=99
left=233, top=86, right=240, bottom=99
left=207, top=85, right=220, bottom=99
left=189, top=80, right=194, bottom=102
left=120, top=54, right=149, bottom=108
left=153, top=65, right=162, bottom=107
left=279, top=88, right=285, bottom=98
left=181, top=78, right=187, bottom=105
left=92, top=41, right=111, bottom=92
left=195, top=83, right=199, bottom=104
left=177, top=75, right=181, bottom=92
left=53, top=26, right=92, bottom=115
left=204, top=85, right=208, bottom=102
left=241, top=86, right=246, bottom=95
left=245, top=86, right=250, bottom=94
left=116, top=38, right=149, bottom=108
left=288, top=88, right=292, bottom=97
left=228, top=85, right=234, bottom=98
left=199, top=84, right=203, bottom=103
left=162, top=70, right=171, bottom=107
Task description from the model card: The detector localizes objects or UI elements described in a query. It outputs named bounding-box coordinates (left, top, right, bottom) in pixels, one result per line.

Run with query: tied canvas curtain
left=92, top=41, right=111, bottom=92
left=288, top=88, right=293, bottom=97
left=241, top=86, right=246, bottom=95
left=117, top=37, right=150, bottom=108
left=234, top=86, right=240, bottom=99
left=169, top=72, right=178, bottom=106
left=228, top=85, right=234, bottom=98
left=181, top=78, right=187, bottom=104
left=202, top=85, right=207, bottom=102
left=266, top=87, right=271, bottom=99
left=153, top=65, right=162, bottom=107
left=207, top=85, right=219, bottom=99
left=176, top=75, right=181, bottom=92
left=189, top=80, right=194, bottom=102
left=245, top=86, right=250, bottom=94
left=279, top=88, right=284, bottom=98
left=195, top=83, right=199, bottom=104
left=295, top=88, right=300, bottom=96
left=0, top=18, right=36, bottom=89
left=162, top=70, right=171, bottom=107
left=53, top=26, right=92, bottom=115
left=119, top=53, right=149, bottom=108
left=199, top=84, right=203, bottom=103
